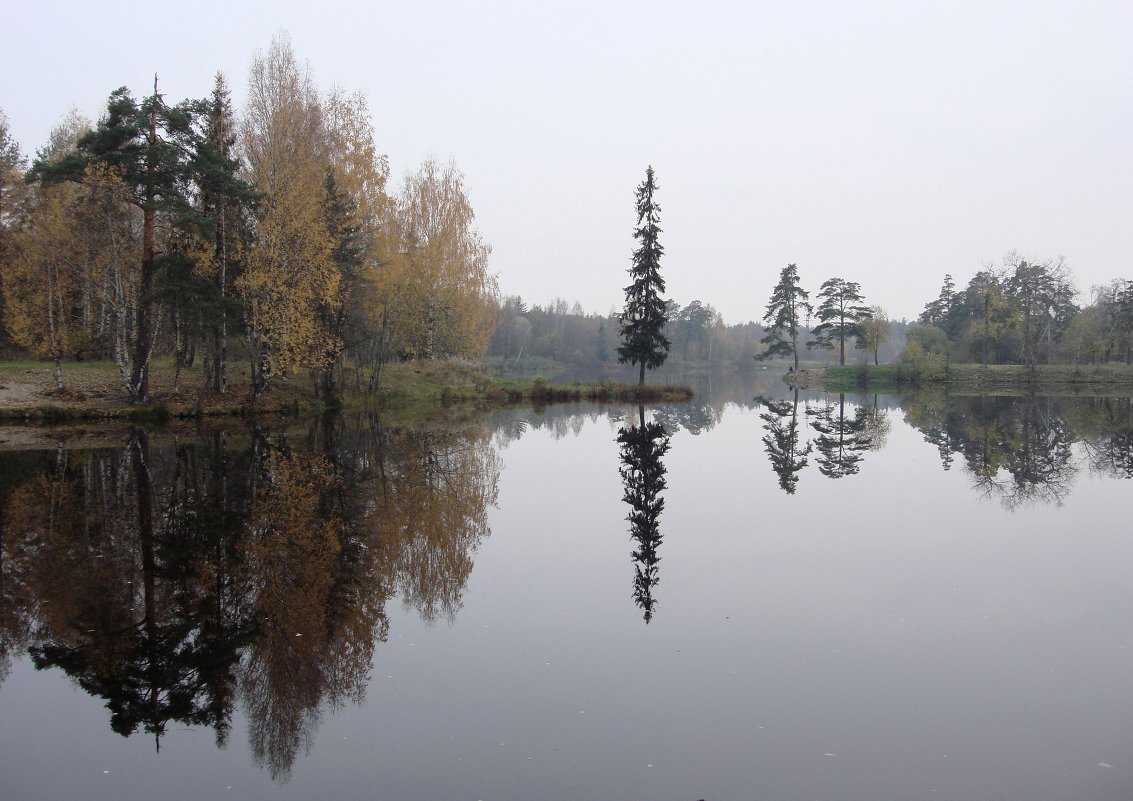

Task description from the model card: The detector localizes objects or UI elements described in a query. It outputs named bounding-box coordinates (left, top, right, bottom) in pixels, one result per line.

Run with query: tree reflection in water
left=1081, top=397, right=1133, bottom=480
left=807, top=393, right=872, bottom=479
left=0, top=416, right=499, bottom=781
left=751, top=389, right=1129, bottom=511
left=903, top=394, right=1080, bottom=510
left=758, top=388, right=811, bottom=494
left=617, top=405, right=672, bottom=623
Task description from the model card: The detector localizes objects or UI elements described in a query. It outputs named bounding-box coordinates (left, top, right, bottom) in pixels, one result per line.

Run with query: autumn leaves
left=0, top=34, right=498, bottom=402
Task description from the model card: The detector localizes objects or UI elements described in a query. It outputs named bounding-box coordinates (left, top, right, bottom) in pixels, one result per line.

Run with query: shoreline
left=0, top=359, right=694, bottom=426
left=784, top=363, right=1133, bottom=395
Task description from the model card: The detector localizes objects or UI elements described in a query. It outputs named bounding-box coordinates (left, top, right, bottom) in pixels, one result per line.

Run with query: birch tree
left=239, top=35, right=339, bottom=400
left=380, top=158, right=496, bottom=360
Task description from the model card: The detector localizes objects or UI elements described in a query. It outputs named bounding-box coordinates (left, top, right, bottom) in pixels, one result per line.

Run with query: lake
left=2, top=375, right=1133, bottom=800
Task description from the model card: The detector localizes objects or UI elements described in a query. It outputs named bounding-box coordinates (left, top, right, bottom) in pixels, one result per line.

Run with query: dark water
left=2, top=380, right=1133, bottom=800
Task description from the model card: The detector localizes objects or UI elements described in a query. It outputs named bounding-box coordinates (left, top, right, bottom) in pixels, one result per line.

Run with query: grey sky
left=4, top=0, right=1131, bottom=323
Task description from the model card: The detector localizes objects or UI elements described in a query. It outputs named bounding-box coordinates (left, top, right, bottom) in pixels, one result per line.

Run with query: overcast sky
left=4, top=0, right=1131, bottom=323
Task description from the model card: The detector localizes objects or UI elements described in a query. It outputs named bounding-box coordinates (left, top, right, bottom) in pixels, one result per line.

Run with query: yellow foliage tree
left=5, top=159, right=142, bottom=391
left=318, top=88, right=393, bottom=395
left=379, top=159, right=497, bottom=360
left=4, top=182, right=82, bottom=388
left=239, top=34, right=340, bottom=399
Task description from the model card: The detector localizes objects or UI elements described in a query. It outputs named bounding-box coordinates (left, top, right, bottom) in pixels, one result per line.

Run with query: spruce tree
left=757, top=263, right=812, bottom=370
left=618, top=166, right=670, bottom=386
left=194, top=74, right=257, bottom=395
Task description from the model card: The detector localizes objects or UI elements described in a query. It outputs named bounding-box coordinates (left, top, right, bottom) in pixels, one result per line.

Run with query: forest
left=2, top=35, right=1132, bottom=406
left=0, top=34, right=495, bottom=404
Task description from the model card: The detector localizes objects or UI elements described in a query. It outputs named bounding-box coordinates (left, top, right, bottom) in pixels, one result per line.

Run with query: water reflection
left=617, top=405, right=672, bottom=623
left=1084, top=397, right=1133, bottom=479
left=747, top=389, right=1133, bottom=508
left=0, top=417, right=499, bottom=781
left=758, top=388, right=811, bottom=494
left=4, top=386, right=1133, bottom=791
left=807, top=393, right=873, bottom=479
left=903, top=394, right=1081, bottom=510
left=652, top=396, right=722, bottom=436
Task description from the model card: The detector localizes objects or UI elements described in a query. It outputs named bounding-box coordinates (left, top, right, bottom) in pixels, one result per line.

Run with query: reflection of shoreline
left=0, top=417, right=500, bottom=781
left=902, top=394, right=1116, bottom=510
left=751, top=391, right=1133, bottom=508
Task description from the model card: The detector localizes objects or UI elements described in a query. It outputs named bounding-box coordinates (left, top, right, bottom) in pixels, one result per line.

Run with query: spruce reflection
left=0, top=417, right=499, bottom=781
left=758, top=388, right=811, bottom=494
left=617, top=405, right=672, bottom=623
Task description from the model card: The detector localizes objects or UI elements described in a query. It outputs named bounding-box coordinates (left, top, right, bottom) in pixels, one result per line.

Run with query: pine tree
left=919, top=274, right=957, bottom=337
left=809, top=278, right=870, bottom=365
left=757, top=263, right=812, bottom=370
left=30, top=80, right=204, bottom=402
left=618, top=166, right=670, bottom=385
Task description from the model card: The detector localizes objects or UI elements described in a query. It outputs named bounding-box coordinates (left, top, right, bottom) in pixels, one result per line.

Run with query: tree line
left=911, top=254, right=1133, bottom=371
left=756, top=254, right=1133, bottom=373
left=485, top=295, right=767, bottom=372
left=8, top=66, right=1129, bottom=401
left=0, top=34, right=497, bottom=402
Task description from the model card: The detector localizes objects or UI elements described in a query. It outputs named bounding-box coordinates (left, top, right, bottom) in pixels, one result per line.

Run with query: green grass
left=0, top=357, right=695, bottom=424
left=0, top=359, right=117, bottom=372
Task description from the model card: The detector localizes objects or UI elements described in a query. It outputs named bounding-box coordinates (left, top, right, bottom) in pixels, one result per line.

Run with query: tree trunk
left=131, top=99, right=159, bottom=404
left=214, top=205, right=228, bottom=395
left=638, top=361, right=646, bottom=387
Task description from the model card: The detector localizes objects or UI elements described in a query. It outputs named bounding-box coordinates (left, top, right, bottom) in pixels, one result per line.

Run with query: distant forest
left=486, top=295, right=911, bottom=374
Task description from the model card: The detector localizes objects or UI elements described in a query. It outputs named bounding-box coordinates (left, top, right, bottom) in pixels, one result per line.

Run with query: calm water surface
left=2, top=377, right=1133, bottom=800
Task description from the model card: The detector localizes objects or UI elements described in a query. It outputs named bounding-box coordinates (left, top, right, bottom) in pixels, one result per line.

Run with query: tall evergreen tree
left=919, top=274, right=957, bottom=335
left=809, top=278, right=870, bottom=365
left=194, top=74, right=256, bottom=395
left=31, top=81, right=204, bottom=402
left=757, top=263, right=812, bottom=370
left=618, top=166, right=670, bottom=386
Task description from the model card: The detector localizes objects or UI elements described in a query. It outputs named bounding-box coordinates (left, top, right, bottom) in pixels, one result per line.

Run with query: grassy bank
left=787, top=362, right=1133, bottom=394
left=0, top=358, right=693, bottom=423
